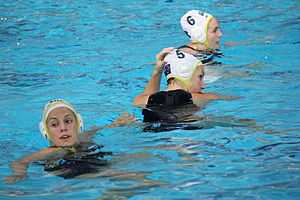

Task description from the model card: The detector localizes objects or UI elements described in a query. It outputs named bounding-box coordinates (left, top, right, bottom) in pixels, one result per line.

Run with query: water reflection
left=0, top=68, right=50, bottom=88
left=141, top=113, right=261, bottom=133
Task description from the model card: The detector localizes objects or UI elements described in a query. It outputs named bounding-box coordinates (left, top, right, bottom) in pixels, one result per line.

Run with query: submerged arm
left=81, top=113, right=137, bottom=140
left=202, top=114, right=263, bottom=131
left=192, top=92, right=240, bottom=107
left=5, top=147, right=68, bottom=184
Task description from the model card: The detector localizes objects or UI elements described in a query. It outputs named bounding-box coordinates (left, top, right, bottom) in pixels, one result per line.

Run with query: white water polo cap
left=180, top=10, right=213, bottom=44
left=163, top=49, right=202, bottom=83
left=39, top=99, right=84, bottom=140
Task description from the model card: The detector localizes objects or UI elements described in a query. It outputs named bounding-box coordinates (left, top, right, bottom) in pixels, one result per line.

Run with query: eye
left=198, top=74, right=204, bottom=80
left=48, top=120, right=58, bottom=128
left=64, top=118, right=73, bottom=124
left=213, top=27, right=219, bottom=33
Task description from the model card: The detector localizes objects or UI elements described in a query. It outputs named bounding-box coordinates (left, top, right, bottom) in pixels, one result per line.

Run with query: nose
left=199, top=78, right=205, bottom=89
left=201, top=81, right=205, bottom=89
left=218, top=29, right=223, bottom=37
left=60, top=122, right=67, bottom=133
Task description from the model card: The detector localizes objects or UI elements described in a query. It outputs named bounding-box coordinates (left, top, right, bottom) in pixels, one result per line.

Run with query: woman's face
left=190, top=65, right=205, bottom=93
left=46, top=107, right=79, bottom=147
left=207, top=18, right=222, bottom=49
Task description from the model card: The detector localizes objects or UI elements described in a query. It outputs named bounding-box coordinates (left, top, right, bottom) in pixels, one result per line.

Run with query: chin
left=190, top=88, right=200, bottom=93
left=60, top=140, right=77, bottom=147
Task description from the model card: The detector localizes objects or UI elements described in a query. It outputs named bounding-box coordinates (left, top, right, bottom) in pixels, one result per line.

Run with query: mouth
left=59, top=135, right=71, bottom=140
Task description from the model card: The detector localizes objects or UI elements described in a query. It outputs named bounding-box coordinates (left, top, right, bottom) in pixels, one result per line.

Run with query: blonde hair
left=167, top=64, right=204, bottom=92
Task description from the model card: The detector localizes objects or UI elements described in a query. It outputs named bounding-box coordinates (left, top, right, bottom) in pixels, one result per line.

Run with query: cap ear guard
left=180, top=10, right=213, bottom=44
left=76, top=113, right=84, bottom=133
left=189, top=26, right=206, bottom=44
left=39, top=121, right=48, bottom=139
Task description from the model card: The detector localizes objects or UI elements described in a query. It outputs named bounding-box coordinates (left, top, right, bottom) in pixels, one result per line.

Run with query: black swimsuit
left=142, top=90, right=202, bottom=132
left=42, top=143, right=112, bottom=179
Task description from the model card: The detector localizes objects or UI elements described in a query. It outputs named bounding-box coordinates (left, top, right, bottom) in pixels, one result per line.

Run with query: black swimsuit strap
left=177, top=45, right=200, bottom=52
left=178, top=45, right=223, bottom=57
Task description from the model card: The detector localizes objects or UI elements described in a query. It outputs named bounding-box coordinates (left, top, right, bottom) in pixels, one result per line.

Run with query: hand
left=4, top=174, right=26, bottom=184
left=90, top=125, right=101, bottom=132
left=155, top=47, right=174, bottom=72
left=108, top=112, right=137, bottom=128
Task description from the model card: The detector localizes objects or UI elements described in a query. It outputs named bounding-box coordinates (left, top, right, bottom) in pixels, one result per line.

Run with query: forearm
left=10, top=160, right=28, bottom=176
left=10, top=148, right=67, bottom=174
left=198, top=93, right=240, bottom=101
left=218, top=94, right=240, bottom=100
left=5, top=160, right=29, bottom=184
left=142, top=65, right=163, bottom=95
left=81, top=127, right=103, bottom=139
left=133, top=66, right=163, bottom=107
left=5, top=147, right=68, bottom=184
left=133, top=47, right=174, bottom=107
left=82, top=113, right=136, bottom=139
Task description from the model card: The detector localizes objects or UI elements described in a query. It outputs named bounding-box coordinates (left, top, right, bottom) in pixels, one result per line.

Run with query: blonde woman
left=5, top=99, right=133, bottom=183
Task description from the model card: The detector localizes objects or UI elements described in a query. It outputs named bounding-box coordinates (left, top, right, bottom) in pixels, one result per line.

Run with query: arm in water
left=5, top=147, right=69, bottom=184
left=81, top=112, right=137, bottom=140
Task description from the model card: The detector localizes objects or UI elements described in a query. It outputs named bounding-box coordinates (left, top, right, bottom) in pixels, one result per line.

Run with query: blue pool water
left=1, top=0, right=300, bottom=199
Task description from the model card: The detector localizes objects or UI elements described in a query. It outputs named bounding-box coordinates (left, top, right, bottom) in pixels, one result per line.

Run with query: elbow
left=132, top=96, right=140, bottom=107
left=132, top=94, right=148, bottom=108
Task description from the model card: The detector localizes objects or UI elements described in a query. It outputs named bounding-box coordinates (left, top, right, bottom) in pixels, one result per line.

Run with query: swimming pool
left=1, top=0, right=300, bottom=199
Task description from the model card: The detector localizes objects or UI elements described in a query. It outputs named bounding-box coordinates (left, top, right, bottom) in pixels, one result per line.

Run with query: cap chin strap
left=39, top=121, right=48, bottom=139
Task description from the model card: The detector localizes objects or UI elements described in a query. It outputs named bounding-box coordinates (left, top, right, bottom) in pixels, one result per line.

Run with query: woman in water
left=5, top=99, right=134, bottom=183
left=133, top=48, right=234, bottom=125
left=178, top=10, right=223, bottom=65
left=178, top=10, right=254, bottom=82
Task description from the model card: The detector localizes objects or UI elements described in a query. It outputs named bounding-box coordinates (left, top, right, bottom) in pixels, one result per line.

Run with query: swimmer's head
left=163, top=49, right=204, bottom=92
left=39, top=99, right=83, bottom=146
left=181, top=10, right=222, bottom=49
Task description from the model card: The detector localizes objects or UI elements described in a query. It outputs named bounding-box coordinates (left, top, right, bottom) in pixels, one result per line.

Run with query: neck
left=167, top=80, right=191, bottom=92
left=167, top=82, right=184, bottom=91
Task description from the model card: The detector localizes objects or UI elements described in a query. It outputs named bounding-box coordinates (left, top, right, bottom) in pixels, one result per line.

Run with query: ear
left=196, top=63, right=205, bottom=75
left=39, top=121, right=48, bottom=139
left=196, top=63, right=204, bottom=70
